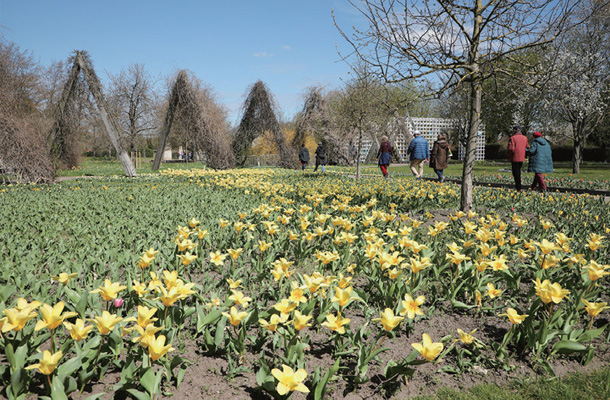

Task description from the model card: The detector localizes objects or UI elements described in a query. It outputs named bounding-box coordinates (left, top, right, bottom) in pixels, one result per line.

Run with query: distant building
left=354, top=117, right=485, bottom=163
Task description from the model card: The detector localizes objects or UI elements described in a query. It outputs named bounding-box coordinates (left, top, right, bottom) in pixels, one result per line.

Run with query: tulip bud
left=113, top=298, right=124, bottom=308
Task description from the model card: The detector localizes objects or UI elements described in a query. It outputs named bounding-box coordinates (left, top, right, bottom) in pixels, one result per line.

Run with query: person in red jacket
left=507, top=126, right=529, bottom=191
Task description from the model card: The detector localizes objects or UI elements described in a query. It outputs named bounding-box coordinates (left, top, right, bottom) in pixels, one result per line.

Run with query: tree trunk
left=572, top=119, right=585, bottom=174
left=76, top=53, right=136, bottom=177
left=460, top=78, right=482, bottom=211
left=152, top=87, right=180, bottom=171
left=356, top=128, right=362, bottom=179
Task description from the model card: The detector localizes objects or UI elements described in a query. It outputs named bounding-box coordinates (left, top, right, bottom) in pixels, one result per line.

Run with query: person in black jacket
left=313, top=142, right=327, bottom=173
left=298, top=144, right=310, bottom=170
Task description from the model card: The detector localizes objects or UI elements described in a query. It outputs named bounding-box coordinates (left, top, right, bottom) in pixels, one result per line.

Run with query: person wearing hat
left=526, top=131, right=553, bottom=191
left=376, top=135, right=395, bottom=178
left=407, top=130, right=429, bottom=179
left=298, top=143, right=310, bottom=170
left=508, top=125, right=528, bottom=191
left=313, top=142, right=327, bottom=173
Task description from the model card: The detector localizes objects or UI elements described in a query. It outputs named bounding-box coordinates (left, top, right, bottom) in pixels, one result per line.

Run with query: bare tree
left=335, top=0, right=577, bottom=210
left=0, top=39, right=54, bottom=182
left=107, top=64, right=158, bottom=151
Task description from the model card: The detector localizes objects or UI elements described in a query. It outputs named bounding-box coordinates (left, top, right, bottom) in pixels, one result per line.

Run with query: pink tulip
left=113, top=298, right=124, bottom=308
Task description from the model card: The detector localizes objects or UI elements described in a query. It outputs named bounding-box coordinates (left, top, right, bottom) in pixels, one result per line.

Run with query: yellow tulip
left=189, top=218, right=200, bottom=228
left=177, top=252, right=197, bottom=266
left=586, top=261, right=610, bottom=281
left=321, top=313, right=351, bottom=334
left=222, top=306, right=249, bottom=326
left=412, top=333, right=444, bottom=361
left=51, top=272, right=78, bottom=285
left=499, top=308, right=528, bottom=324
left=90, top=279, right=127, bottom=302
left=273, top=299, right=297, bottom=318
left=292, top=310, right=312, bottom=331
left=89, top=311, right=123, bottom=335
left=136, top=306, right=158, bottom=328
left=581, top=299, right=609, bottom=318
left=373, top=308, right=404, bottom=332
left=259, top=314, right=287, bottom=332
left=148, top=334, right=175, bottom=361
left=455, top=328, right=477, bottom=345
left=25, top=350, right=62, bottom=375
left=227, top=248, right=243, bottom=260
left=34, top=302, right=78, bottom=331
left=137, top=254, right=155, bottom=269
left=2, top=299, right=41, bottom=332
left=63, top=319, right=93, bottom=341
left=133, top=323, right=164, bottom=348
left=144, top=247, right=159, bottom=258
left=331, top=286, right=355, bottom=307
left=271, top=365, right=309, bottom=395
left=399, top=294, right=425, bottom=319
left=486, top=283, right=502, bottom=299
left=229, top=290, right=252, bottom=308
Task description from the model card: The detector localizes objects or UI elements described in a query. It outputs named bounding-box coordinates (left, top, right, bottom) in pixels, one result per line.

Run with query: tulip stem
left=372, top=333, right=387, bottom=353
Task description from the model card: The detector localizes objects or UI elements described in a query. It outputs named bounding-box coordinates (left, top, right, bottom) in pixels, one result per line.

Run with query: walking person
left=407, top=131, right=429, bottom=179
left=527, top=131, right=553, bottom=192
left=508, top=126, right=528, bottom=191
left=429, top=134, right=450, bottom=182
left=377, top=135, right=394, bottom=178
left=313, top=142, right=327, bottom=173
left=298, top=143, right=310, bottom=170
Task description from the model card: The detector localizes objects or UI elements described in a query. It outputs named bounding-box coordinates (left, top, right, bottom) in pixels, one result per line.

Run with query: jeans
left=434, top=169, right=444, bottom=182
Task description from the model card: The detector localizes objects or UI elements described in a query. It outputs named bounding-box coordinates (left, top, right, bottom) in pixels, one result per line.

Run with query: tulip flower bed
left=1, top=169, right=609, bottom=399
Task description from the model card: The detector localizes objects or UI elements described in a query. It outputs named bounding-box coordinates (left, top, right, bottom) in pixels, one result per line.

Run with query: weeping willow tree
left=48, top=50, right=136, bottom=176
left=233, top=81, right=296, bottom=168
left=152, top=70, right=234, bottom=170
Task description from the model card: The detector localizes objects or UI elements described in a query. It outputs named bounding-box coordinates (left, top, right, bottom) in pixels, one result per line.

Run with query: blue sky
left=1, top=0, right=360, bottom=124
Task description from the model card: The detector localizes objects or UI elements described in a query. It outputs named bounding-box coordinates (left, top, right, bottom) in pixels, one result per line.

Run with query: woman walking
left=377, top=136, right=394, bottom=178
left=526, top=131, right=553, bottom=191
left=429, top=134, right=450, bottom=182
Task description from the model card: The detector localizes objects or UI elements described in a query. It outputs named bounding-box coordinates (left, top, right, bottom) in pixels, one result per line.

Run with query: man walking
left=407, top=131, right=429, bottom=179
left=298, top=143, right=310, bottom=170
left=508, top=126, right=528, bottom=191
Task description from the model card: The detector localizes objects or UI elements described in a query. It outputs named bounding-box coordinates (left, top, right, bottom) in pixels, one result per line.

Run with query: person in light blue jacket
left=407, top=131, right=429, bottom=179
left=526, top=131, right=553, bottom=191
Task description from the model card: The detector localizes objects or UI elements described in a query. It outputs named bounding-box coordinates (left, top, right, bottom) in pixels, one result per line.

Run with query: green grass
left=413, top=366, right=610, bottom=400
left=57, top=157, right=202, bottom=177
left=387, top=161, right=610, bottom=181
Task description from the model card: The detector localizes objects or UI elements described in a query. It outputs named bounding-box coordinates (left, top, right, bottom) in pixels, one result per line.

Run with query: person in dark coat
left=376, top=135, right=394, bottom=178
left=508, top=125, right=529, bottom=191
left=429, top=134, right=450, bottom=182
left=313, top=142, right=327, bottom=173
left=527, top=131, right=553, bottom=191
left=298, top=143, right=310, bottom=170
